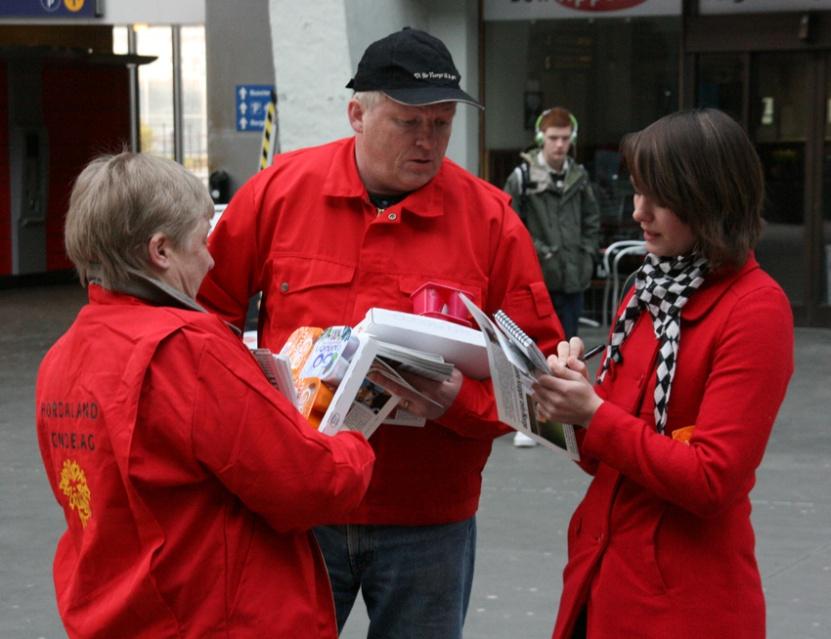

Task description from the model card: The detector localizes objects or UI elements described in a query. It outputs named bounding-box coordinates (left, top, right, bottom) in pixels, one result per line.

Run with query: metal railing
left=599, top=240, right=646, bottom=327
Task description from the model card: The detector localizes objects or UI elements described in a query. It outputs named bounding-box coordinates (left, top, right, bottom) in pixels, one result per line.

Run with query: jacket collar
left=321, top=136, right=445, bottom=218
left=87, top=266, right=207, bottom=313
left=87, top=268, right=243, bottom=336
left=682, top=253, right=760, bottom=321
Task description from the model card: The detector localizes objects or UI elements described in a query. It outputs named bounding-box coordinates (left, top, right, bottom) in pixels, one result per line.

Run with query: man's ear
left=347, top=98, right=365, bottom=134
left=147, top=232, right=171, bottom=272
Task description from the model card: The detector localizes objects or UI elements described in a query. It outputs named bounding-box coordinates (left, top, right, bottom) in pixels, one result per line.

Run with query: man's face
left=349, top=95, right=456, bottom=196
left=541, top=125, right=573, bottom=171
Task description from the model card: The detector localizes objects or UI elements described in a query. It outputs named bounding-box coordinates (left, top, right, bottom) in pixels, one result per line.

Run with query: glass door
left=821, top=55, right=831, bottom=319
left=751, top=53, right=810, bottom=309
left=696, top=51, right=829, bottom=324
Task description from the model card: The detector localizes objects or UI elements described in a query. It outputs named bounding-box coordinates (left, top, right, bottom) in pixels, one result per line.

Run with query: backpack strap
left=518, top=161, right=531, bottom=223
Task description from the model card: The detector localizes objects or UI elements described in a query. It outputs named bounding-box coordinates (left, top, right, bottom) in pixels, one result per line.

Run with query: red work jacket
left=36, top=285, right=375, bottom=638
left=200, top=136, right=563, bottom=525
left=552, top=256, right=794, bottom=639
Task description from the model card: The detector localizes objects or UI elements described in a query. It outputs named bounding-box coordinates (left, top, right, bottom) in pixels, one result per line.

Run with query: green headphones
left=534, top=109, right=579, bottom=147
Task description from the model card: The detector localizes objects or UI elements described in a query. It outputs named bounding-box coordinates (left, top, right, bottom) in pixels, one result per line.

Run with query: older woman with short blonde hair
left=37, top=151, right=374, bottom=639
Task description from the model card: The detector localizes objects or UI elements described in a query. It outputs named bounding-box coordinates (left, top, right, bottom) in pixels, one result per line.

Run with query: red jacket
left=199, top=137, right=563, bottom=525
left=552, top=256, right=793, bottom=638
left=36, top=285, right=375, bottom=638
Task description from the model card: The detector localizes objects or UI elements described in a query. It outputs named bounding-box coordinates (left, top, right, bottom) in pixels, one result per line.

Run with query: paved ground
left=1, top=283, right=829, bottom=638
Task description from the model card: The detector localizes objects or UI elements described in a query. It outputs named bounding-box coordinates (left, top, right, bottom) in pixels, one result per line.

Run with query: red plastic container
left=409, top=282, right=473, bottom=327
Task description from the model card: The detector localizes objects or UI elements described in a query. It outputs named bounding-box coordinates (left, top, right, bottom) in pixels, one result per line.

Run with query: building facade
left=1, top=0, right=828, bottom=326
left=483, top=0, right=831, bottom=327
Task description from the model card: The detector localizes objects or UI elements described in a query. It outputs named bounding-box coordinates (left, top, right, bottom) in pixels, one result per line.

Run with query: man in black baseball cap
left=347, top=27, right=483, bottom=108
left=199, top=26, right=564, bottom=639
left=342, top=27, right=486, bottom=198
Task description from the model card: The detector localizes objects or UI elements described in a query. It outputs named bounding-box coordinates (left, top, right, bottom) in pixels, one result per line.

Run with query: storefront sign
left=0, top=0, right=101, bottom=18
left=700, top=0, right=831, bottom=13
left=484, top=0, right=680, bottom=21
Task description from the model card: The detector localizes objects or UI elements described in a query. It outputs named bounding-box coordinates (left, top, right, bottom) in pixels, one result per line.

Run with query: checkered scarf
left=598, top=253, right=709, bottom=433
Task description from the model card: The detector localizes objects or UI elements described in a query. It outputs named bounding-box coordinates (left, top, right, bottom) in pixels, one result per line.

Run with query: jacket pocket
left=265, top=255, right=355, bottom=330
left=529, top=280, right=555, bottom=318
left=270, top=255, right=355, bottom=294
left=576, top=248, right=595, bottom=291
left=608, top=492, right=670, bottom=596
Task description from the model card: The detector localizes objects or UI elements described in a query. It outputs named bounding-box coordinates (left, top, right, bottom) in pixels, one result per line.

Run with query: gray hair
left=353, top=90, right=385, bottom=111
left=64, top=152, right=213, bottom=289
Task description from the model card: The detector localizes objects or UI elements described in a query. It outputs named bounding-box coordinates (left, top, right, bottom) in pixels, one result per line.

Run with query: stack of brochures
left=250, top=307, right=492, bottom=439
left=375, top=341, right=454, bottom=381
left=250, top=303, right=581, bottom=457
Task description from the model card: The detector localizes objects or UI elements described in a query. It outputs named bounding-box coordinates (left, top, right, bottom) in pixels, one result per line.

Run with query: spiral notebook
left=494, top=310, right=549, bottom=376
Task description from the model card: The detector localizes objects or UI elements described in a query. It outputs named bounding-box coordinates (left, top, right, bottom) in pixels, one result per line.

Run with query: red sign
left=555, top=0, right=649, bottom=12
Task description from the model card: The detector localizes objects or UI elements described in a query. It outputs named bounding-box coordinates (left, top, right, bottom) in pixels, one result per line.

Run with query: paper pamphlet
left=375, top=340, right=453, bottom=382
left=356, top=307, right=489, bottom=380
left=458, top=293, right=580, bottom=460
left=383, top=407, right=426, bottom=428
left=252, top=349, right=299, bottom=409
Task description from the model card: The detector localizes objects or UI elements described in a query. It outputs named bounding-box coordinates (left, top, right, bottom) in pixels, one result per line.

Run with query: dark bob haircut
left=621, top=108, right=764, bottom=269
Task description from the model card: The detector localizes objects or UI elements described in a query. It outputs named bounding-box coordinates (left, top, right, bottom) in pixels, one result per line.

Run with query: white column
left=269, top=0, right=354, bottom=151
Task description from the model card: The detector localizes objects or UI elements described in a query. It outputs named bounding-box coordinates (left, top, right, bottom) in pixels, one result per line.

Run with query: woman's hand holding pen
left=532, top=337, right=604, bottom=428
left=556, top=337, right=591, bottom=380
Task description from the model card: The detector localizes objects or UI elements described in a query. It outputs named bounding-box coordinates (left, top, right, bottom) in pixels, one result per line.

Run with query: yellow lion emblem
left=59, top=459, right=92, bottom=528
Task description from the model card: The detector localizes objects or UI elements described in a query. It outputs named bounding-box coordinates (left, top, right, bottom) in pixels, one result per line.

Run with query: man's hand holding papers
left=368, top=366, right=463, bottom=421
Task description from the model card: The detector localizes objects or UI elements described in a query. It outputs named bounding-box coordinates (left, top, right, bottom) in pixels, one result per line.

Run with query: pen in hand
left=548, top=343, right=604, bottom=375
left=581, top=344, right=605, bottom=361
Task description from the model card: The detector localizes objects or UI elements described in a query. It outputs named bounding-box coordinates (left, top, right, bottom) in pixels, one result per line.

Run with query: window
left=113, top=24, right=207, bottom=182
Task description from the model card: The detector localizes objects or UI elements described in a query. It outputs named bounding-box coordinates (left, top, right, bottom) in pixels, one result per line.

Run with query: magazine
left=251, top=348, right=299, bottom=409
left=458, top=293, right=580, bottom=460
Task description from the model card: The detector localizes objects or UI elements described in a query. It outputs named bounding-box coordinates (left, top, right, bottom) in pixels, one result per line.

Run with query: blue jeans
left=551, top=290, right=584, bottom=339
left=314, top=517, right=477, bottom=639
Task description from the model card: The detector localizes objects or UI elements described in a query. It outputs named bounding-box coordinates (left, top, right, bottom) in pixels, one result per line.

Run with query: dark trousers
left=314, top=518, right=476, bottom=639
left=551, top=290, right=584, bottom=339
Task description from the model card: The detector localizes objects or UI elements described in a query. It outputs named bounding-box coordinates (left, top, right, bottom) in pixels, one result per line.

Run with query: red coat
left=36, top=285, right=375, bottom=638
left=552, top=256, right=793, bottom=639
left=199, top=136, right=563, bottom=525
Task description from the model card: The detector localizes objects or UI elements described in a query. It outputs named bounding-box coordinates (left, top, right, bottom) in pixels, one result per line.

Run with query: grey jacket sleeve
left=580, top=179, right=601, bottom=256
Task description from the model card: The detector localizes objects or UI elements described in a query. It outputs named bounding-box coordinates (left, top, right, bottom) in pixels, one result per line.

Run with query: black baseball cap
left=346, top=27, right=483, bottom=109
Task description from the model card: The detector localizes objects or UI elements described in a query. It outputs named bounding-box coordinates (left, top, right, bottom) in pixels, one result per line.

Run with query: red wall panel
left=41, top=63, right=131, bottom=271
left=0, top=62, right=11, bottom=276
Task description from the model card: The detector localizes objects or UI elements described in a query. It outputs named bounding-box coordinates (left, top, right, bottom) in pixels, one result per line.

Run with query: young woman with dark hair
left=534, top=108, right=794, bottom=639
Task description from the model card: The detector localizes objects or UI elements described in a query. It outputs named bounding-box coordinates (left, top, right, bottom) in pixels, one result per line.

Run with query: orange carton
left=280, top=326, right=324, bottom=383
left=295, top=377, right=334, bottom=428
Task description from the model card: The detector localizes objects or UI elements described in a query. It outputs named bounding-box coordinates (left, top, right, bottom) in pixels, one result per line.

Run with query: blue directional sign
left=235, top=84, right=275, bottom=133
left=1, top=0, right=101, bottom=18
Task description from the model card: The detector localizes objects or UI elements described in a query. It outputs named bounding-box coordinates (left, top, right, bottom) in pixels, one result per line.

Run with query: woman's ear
left=147, top=232, right=171, bottom=272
